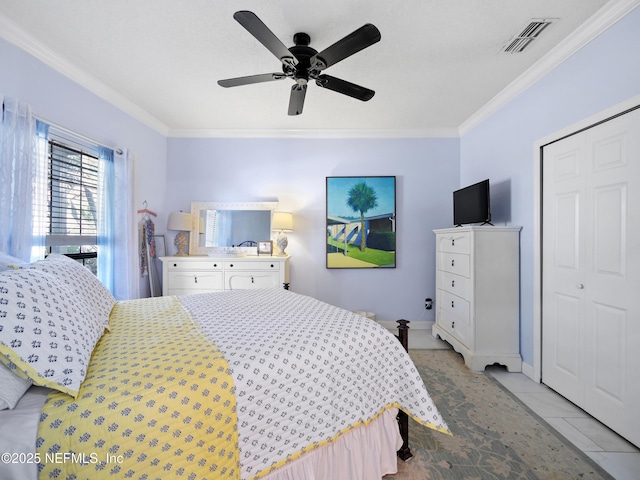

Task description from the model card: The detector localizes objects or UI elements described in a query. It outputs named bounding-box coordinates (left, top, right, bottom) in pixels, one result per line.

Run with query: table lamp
left=271, top=212, right=293, bottom=256
left=167, top=211, right=193, bottom=256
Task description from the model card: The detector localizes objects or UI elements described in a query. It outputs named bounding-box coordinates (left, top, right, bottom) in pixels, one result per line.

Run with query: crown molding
left=167, top=127, right=460, bottom=139
left=0, top=12, right=170, bottom=136
left=458, top=0, right=640, bottom=136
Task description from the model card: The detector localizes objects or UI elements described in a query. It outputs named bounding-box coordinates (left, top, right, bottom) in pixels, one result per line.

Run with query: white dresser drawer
left=224, top=260, right=280, bottom=271
left=437, top=231, right=470, bottom=254
left=161, top=255, right=290, bottom=295
left=167, top=271, right=224, bottom=291
left=438, top=270, right=471, bottom=299
left=225, top=271, right=280, bottom=290
left=438, top=252, right=470, bottom=277
left=166, top=260, right=223, bottom=271
left=437, top=289, right=472, bottom=349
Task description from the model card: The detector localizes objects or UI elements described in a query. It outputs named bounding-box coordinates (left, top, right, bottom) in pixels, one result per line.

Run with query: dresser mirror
left=189, top=201, right=278, bottom=255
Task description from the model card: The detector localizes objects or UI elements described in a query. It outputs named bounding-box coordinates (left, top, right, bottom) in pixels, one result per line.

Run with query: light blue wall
left=0, top=37, right=168, bottom=296
left=166, top=137, right=460, bottom=322
left=460, top=6, right=640, bottom=366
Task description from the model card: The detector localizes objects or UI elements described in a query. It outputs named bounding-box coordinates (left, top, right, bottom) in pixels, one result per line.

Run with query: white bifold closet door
left=542, top=107, right=640, bottom=447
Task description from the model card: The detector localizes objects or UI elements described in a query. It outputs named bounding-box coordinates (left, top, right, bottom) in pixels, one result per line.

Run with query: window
left=45, top=140, right=99, bottom=274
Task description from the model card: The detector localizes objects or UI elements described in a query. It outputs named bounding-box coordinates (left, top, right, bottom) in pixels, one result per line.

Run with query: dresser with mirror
left=160, top=201, right=290, bottom=295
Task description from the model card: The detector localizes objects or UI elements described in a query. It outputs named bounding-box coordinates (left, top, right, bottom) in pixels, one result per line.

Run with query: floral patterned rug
left=384, top=349, right=613, bottom=479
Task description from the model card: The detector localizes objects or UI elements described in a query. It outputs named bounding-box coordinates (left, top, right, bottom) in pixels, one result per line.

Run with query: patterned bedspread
left=36, top=296, right=239, bottom=479
left=35, top=289, right=449, bottom=480
left=180, top=289, right=449, bottom=478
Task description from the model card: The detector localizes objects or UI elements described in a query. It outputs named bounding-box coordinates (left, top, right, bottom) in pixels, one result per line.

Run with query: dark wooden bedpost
left=396, top=319, right=413, bottom=461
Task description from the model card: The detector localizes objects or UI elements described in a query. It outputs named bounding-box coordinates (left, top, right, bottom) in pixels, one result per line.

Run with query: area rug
left=384, top=349, right=614, bottom=479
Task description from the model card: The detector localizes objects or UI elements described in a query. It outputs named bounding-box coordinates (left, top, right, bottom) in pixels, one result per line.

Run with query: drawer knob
left=213, top=263, right=217, bottom=267
left=451, top=300, right=455, bottom=308
left=270, top=264, right=274, bottom=268
left=251, top=276, right=254, bottom=284
left=451, top=321, right=455, bottom=329
left=452, top=239, right=455, bottom=246
left=194, top=276, right=198, bottom=284
left=230, top=264, right=234, bottom=268
left=451, top=259, right=455, bottom=267
left=451, top=280, right=455, bottom=287
left=173, top=263, right=177, bottom=267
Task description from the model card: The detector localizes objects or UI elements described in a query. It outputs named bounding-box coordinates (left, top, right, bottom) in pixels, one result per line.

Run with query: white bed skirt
left=261, top=407, right=402, bottom=480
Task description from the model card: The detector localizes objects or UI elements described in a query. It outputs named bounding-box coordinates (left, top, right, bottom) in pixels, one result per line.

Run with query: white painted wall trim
left=531, top=93, right=640, bottom=383
left=167, top=128, right=460, bottom=139
left=459, top=0, right=640, bottom=136
left=0, top=12, right=170, bottom=136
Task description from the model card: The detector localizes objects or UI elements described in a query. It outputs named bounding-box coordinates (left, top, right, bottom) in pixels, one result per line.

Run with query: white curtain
left=97, top=145, right=140, bottom=300
left=0, top=95, right=37, bottom=261
left=112, top=148, right=139, bottom=300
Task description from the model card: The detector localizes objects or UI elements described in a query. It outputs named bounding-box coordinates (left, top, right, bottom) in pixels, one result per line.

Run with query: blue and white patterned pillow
left=30, top=254, right=116, bottom=329
left=0, top=269, right=106, bottom=397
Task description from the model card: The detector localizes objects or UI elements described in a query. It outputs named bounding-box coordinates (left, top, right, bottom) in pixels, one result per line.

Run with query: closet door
left=542, top=108, right=640, bottom=447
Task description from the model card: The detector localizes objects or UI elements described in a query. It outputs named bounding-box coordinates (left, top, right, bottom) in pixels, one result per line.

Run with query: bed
left=0, top=254, right=449, bottom=480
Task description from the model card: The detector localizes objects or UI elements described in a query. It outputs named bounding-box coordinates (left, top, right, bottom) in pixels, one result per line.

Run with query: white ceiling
left=0, top=0, right=626, bottom=136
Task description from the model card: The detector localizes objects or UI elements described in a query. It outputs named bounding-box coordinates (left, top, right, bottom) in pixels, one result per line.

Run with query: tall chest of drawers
left=160, top=255, right=290, bottom=296
left=433, top=226, right=521, bottom=372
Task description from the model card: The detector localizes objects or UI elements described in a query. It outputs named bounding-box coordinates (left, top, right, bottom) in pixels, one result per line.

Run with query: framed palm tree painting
left=326, top=176, right=396, bottom=268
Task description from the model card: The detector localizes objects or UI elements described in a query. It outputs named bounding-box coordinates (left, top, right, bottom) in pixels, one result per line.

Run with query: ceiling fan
left=218, top=11, right=381, bottom=115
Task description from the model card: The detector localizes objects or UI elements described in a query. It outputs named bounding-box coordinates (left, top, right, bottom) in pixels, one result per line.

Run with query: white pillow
left=30, top=254, right=116, bottom=329
left=0, top=268, right=105, bottom=397
left=0, top=362, right=32, bottom=410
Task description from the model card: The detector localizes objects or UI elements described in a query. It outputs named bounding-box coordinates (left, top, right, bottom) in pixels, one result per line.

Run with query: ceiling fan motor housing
left=286, top=33, right=318, bottom=84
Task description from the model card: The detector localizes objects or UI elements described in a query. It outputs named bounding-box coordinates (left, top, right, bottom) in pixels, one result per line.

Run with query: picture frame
left=257, top=240, right=273, bottom=256
left=326, top=176, right=396, bottom=269
left=153, top=234, right=166, bottom=258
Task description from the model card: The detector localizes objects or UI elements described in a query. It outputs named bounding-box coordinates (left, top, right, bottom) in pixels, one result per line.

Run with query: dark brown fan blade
left=218, top=73, right=287, bottom=88
left=311, top=24, right=380, bottom=70
left=316, top=75, right=375, bottom=101
left=233, top=11, right=298, bottom=68
left=288, top=84, right=307, bottom=115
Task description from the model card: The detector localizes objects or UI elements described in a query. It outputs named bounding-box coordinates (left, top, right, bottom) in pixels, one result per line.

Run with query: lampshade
left=167, top=211, right=192, bottom=231
left=272, top=212, right=293, bottom=232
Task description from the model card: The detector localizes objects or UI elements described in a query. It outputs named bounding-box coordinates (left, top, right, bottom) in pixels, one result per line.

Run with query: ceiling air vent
left=503, top=18, right=556, bottom=53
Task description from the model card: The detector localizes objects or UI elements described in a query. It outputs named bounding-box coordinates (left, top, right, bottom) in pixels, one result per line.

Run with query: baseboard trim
left=521, top=361, right=538, bottom=383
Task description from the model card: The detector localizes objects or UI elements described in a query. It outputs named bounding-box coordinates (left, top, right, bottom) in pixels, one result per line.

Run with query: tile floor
left=408, top=328, right=640, bottom=480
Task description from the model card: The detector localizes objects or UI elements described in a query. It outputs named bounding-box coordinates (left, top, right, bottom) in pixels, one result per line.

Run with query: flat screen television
left=453, top=179, right=491, bottom=226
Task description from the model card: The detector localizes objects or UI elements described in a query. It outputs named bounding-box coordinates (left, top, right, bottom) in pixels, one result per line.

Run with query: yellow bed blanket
left=36, top=296, right=239, bottom=480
